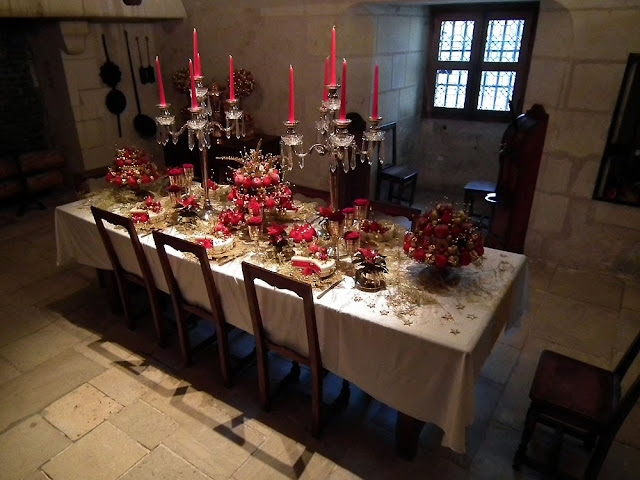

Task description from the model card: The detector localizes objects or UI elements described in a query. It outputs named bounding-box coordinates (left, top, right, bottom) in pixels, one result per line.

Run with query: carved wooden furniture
left=513, top=329, right=640, bottom=478
left=486, top=104, right=548, bottom=253
left=241, top=261, right=349, bottom=437
left=90, top=206, right=166, bottom=346
left=153, top=231, right=233, bottom=387
left=374, top=122, right=418, bottom=206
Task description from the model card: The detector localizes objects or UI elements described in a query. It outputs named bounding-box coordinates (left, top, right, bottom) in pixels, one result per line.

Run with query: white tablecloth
left=55, top=199, right=529, bottom=453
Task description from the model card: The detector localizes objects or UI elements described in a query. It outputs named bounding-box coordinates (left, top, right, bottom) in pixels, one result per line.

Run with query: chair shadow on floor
left=45, top=276, right=479, bottom=478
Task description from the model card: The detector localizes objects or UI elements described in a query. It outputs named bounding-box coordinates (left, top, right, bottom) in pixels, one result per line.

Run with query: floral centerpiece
left=106, top=147, right=161, bottom=190
left=226, top=146, right=295, bottom=218
left=360, top=219, right=394, bottom=243
left=404, top=202, right=484, bottom=272
left=352, top=248, right=387, bottom=290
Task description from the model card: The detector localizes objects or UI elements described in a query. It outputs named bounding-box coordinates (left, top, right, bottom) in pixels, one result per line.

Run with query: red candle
left=372, top=64, right=379, bottom=119
left=339, top=58, right=347, bottom=121
left=192, top=28, right=200, bottom=76
left=196, top=53, right=202, bottom=78
left=229, top=55, right=235, bottom=101
left=156, top=56, right=166, bottom=106
left=288, top=65, right=295, bottom=123
left=330, top=26, right=336, bottom=86
left=323, top=56, right=329, bottom=102
left=189, top=59, right=198, bottom=109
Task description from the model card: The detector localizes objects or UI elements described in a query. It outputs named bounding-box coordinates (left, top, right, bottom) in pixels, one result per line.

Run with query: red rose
left=270, top=172, right=280, bottom=183
left=434, top=224, right=449, bottom=239
left=423, top=224, right=434, bottom=236
left=318, top=206, right=334, bottom=218
left=115, top=159, right=124, bottom=167
left=262, top=176, right=272, bottom=187
left=413, top=248, right=426, bottom=262
left=267, top=223, right=287, bottom=236
left=183, top=163, right=194, bottom=169
left=344, top=231, right=360, bottom=241
left=141, top=175, right=151, bottom=184
left=252, top=177, right=263, bottom=188
left=441, top=212, right=452, bottom=223
left=247, top=216, right=263, bottom=226
left=342, top=207, right=354, bottom=215
left=435, top=254, right=448, bottom=269
left=403, top=242, right=411, bottom=254
left=265, top=196, right=276, bottom=209
left=243, top=178, right=252, bottom=188
left=128, top=176, right=137, bottom=186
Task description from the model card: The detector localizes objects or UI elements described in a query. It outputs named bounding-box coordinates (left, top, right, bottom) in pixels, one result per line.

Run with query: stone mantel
left=0, top=0, right=186, bottom=21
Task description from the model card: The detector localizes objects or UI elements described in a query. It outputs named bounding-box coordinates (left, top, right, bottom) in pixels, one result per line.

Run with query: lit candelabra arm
left=154, top=76, right=245, bottom=221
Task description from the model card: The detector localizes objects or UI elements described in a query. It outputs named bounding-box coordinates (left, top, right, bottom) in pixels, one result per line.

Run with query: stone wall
left=523, top=0, right=640, bottom=276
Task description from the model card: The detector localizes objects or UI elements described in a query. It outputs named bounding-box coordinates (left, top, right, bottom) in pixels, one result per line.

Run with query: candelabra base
left=198, top=203, right=216, bottom=222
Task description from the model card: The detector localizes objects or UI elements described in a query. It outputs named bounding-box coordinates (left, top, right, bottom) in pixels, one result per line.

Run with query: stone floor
left=0, top=190, right=639, bottom=480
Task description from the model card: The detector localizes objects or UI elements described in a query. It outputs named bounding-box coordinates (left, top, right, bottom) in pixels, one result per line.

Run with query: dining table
left=55, top=191, right=529, bottom=459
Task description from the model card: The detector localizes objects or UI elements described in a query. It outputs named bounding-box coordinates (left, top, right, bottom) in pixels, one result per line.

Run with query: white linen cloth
left=55, top=200, right=529, bottom=453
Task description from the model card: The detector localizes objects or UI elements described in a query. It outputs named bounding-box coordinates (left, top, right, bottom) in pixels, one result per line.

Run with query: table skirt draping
left=55, top=200, right=529, bottom=453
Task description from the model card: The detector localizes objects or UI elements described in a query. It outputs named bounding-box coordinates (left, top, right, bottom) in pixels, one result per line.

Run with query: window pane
left=477, top=71, right=516, bottom=111
left=434, top=69, right=468, bottom=109
left=483, top=19, right=524, bottom=62
left=438, top=20, right=475, bottom=62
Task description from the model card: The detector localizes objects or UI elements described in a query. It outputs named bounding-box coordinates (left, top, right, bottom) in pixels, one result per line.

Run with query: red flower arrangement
left=360, top=220, right=388, bottom=234
left=352, top=247, right=388, bottom=274
left=404, top=202, right=484, bottom=269
left=218, top=208, right=245, bottom=227
left=267, top=223, right=289, bottom=250
left=106, top=147, right=161, bottom=189
left=289, top=224, right=317, bottom=243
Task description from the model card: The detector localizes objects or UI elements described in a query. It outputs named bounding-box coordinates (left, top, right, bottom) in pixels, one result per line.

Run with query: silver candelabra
left=280, top=84, right=386, bottom=208
left=155, top=75, right=245, bottom=220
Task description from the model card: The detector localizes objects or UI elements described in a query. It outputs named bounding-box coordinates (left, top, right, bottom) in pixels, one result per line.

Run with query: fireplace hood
left=0, top=0, right=186, bottom=21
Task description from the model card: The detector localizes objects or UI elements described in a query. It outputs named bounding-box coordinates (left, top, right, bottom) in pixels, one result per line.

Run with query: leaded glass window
left=425, top=4, right=537, bottom=119
left=434, top=70, right=468, bottom=108
left=478, top=71, right=516, bottom=111
left=483, top=20, right=524, bottom=63
left=438, top=20, right=475, bottom=62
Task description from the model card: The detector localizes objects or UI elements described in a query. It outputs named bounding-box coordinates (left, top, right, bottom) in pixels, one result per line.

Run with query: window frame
left=424, top=3, right=539, bottom=121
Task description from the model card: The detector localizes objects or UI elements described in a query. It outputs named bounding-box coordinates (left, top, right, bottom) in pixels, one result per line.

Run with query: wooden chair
left=90, top=206, right=166, bottom=346
left=241, top=261, right=349, bottom=438
left=370, top=199, right=421, bottom=232
left=152, top=231, right=233, bottom=387
left=374, top=122, right=418, bottom=206
left=513, top=329, right=640, bottom=479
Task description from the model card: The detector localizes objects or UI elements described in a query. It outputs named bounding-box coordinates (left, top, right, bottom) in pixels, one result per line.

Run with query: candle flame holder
left=155, top=76, right=245, bottom=221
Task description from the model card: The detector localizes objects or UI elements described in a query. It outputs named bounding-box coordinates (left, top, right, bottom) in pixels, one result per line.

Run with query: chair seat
left=464, top=180, right=496, bottom=195
left=530, top=350, right=617, bottom=427
left=380, top=165, right=418, bottom=182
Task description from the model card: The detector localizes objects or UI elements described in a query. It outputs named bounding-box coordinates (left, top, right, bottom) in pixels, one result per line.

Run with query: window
left=424, top=3, right=538, bottom=120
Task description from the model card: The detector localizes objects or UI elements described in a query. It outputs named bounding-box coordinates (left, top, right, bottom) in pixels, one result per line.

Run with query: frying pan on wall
left=145, top=36, right=155, bottom=83
left=124, top=30, right=156, bottom=138
left=99, top=34, right=126, bottom=137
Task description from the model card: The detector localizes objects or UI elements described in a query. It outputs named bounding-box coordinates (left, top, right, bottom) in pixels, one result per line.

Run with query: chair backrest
left=241, top=261, right=320, bottom=365
left=152, top=230, right=224, bottom=320
left=370, top=199, right=421, bottom=231
left=90, top=206, right=156, bottom=289
left=378, top=122, right=397, bottom=167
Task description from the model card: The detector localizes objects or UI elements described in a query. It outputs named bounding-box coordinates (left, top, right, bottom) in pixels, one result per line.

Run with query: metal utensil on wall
left=124, top=30, right=157, bottom=138
left=145, top=36, right=155, bottom=83
left=99, top=34, right=126, bottom=137
left=135, top=36, right=149, bottom=84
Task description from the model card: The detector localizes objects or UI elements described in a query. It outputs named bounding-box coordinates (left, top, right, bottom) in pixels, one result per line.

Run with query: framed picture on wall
left=593, top=53, right=640, bottom=207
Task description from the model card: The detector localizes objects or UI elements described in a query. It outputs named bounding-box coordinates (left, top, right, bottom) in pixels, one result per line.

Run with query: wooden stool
left=463, top=181, right=495, bottom=215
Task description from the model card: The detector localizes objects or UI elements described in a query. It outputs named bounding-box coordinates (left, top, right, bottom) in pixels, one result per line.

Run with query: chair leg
left=116, top=278, right=135, bottom=330
left=147, top=288, right=166, bottom=348
left=584, top=432, right=615, bottom=480
left=215, top=321, right=232, bottom=388
left=256, top=347, right=271, bottom=412
left=174, top=305, right=192, bottom=366
left=310, top=364, right=323, bottom=438
left=513, top=404, right=537, bottom=470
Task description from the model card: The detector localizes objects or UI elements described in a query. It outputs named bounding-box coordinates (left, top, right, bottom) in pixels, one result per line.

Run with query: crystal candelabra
left=281, top=84, right=386, bottom=209
left=155, top=75, right=245, bottom=220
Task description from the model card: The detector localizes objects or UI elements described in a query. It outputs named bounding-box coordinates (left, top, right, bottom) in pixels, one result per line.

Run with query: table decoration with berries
left=106, top=147, right=162, bottom=191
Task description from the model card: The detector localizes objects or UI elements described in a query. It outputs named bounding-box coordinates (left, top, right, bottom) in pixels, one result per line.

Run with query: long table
left=55, top=199, right=529, bottom=456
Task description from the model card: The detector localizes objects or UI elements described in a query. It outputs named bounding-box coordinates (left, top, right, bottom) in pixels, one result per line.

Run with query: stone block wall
left=523, top=0, right=640, bottom=276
